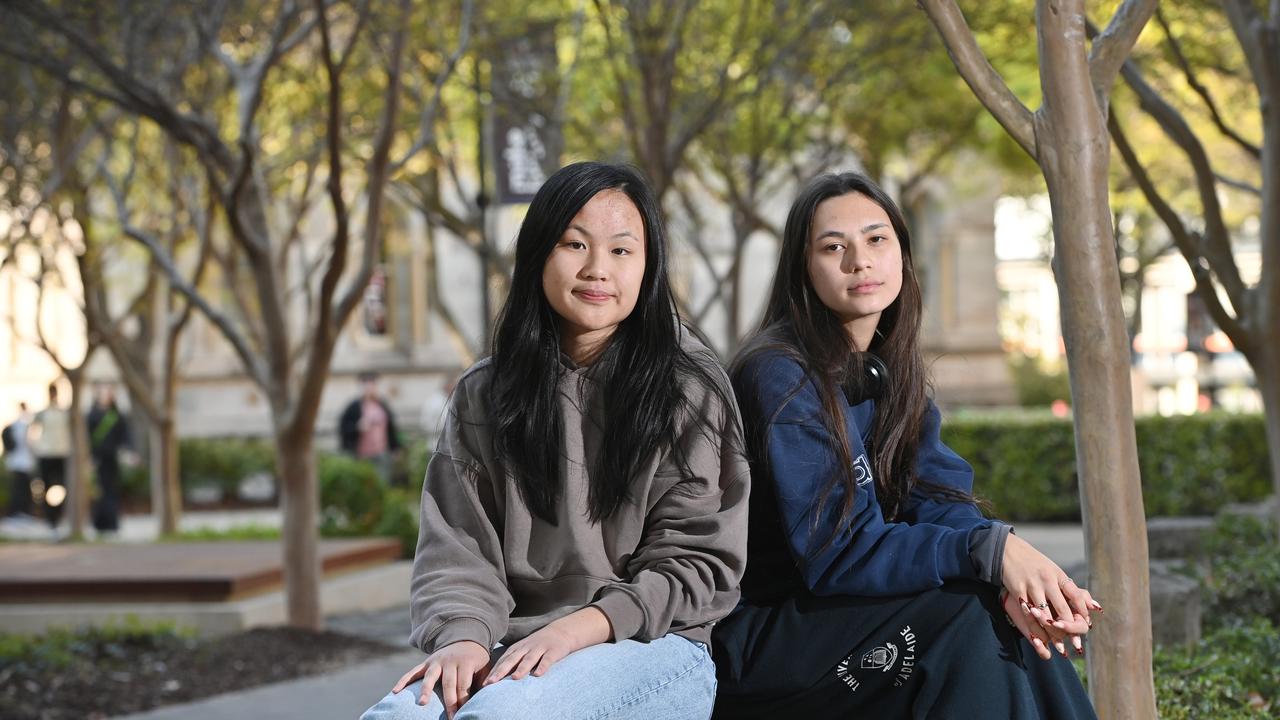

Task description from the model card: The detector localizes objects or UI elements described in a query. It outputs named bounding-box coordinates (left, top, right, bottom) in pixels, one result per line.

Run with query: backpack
left=1, top=423, right=14, bottom=453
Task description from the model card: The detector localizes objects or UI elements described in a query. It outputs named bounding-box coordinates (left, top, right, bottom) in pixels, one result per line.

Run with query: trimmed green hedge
left=24, top=411, right=1272, bottom=526
left=940, top=412, right=1270, bottom=521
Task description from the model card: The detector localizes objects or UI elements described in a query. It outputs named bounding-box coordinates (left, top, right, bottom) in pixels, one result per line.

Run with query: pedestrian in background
left=2, top=402, right=37, bottom=518
left=86, top=383, right=133, bottom=533
left=340, top=371, right=403, bottom=484
left=33, top=383, right=71, bottom=528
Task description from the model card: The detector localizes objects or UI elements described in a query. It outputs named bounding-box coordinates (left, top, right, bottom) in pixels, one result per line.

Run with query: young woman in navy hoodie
left=712, top=172, right=1099, bottom=719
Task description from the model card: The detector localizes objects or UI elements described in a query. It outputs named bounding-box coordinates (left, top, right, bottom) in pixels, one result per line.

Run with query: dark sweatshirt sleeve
left=741, top=353, right=990, bottom=597
left=899, top=401, right=1011, bottom=586
left=407, top=389, right=514, bottom=654
left=898, top=401, right=987, bottom=529
left=590, top=369, right=750, bottom=642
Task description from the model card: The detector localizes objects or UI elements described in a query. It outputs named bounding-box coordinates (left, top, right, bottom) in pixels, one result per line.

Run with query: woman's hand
left=1001, top=590, right=1059, bottom=660
left=391, top=640, right=491, bottom=719
left=1001, top=533, right=1101, bottom=655
left=482, top=606, right=613, bottom=685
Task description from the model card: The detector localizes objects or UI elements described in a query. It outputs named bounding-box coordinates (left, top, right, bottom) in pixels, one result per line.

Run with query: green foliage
left=373, top=487, right=421, bottom=558
left=1007, top=354, right=1071, bottom=407
left=1154, top=620, right=1280, bottom=719
left=121, top=463, right=149, bottom=504
left=171, top=524, right=281, bottom=542
left=179, top=438, right=276, bottom=498
left=1196, top=516, right=1280, bottom=632
left=405, top=439, right=430, bottom=497
left=1153, top=517, right=1280, bottom=715
left=115, top=437, right=278, bottom=504
left=0, top=618, right=191, bottom=669
left=941, top=412, right=1271, bottom=521
left=318, top=453, right=385, bottom=532
left=318, top=453, right=418, bottom=556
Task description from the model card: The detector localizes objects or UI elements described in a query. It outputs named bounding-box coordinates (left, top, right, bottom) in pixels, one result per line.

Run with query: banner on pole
left=491, top=21, right=562, bottom=204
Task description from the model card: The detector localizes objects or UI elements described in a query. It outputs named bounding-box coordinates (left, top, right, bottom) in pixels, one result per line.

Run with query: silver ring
left=1036, top=602, right=1049, bottom=609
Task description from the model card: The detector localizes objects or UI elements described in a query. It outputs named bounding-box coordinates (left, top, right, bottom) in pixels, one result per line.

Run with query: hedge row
left=943, top=412, right=1272, bottom=521
left=3, top=414, right=1270, bottom=524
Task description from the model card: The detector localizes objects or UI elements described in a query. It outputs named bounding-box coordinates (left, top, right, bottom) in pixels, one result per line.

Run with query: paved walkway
left=62, top=510, right=1084, bottom=719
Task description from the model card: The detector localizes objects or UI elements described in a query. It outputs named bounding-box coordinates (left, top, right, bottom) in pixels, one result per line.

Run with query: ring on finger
left=1036, top=602, right=1049, bottom=609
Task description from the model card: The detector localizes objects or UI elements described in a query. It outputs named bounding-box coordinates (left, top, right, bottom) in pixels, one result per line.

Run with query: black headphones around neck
left=841, top=352, right=889, bottom=405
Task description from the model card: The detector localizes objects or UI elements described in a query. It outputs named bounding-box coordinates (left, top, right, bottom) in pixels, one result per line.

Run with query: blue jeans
left=361, top=634, right=715, bottom=719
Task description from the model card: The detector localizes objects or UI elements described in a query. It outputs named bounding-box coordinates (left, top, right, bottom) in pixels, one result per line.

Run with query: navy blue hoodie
left=733, top=348, right=1008, bottom=603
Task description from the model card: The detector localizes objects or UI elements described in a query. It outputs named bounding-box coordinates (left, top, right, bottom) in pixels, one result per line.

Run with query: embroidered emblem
left=861, top=642, right=899, bottom=672
left=853, top=453, right=874, bottom=487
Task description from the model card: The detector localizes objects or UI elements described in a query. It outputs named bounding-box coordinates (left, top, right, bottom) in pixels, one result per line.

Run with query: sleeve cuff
left=591, top=587, right=646, bottom=642
left=968, top=522, right=1013, bottom=586
left=422, top=617, right=494, bottom=654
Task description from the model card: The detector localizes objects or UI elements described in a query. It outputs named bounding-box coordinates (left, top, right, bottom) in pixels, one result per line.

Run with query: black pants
left=712, top=582, right=1095, bottom=720
left=5, top=470, right=33, bottom=516
left=91, top=457, right=121, bottom=532
left=39, top=457, right=66, bottom=528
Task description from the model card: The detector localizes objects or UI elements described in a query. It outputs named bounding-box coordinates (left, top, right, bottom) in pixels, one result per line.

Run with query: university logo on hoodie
left=853, top=453, right=873, bottom=487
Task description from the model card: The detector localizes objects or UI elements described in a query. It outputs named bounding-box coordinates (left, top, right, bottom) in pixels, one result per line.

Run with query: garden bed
left=0, top=625, right=397, bottom=720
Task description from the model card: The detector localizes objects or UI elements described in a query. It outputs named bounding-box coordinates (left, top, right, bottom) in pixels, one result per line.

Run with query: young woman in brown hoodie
left=362, top=161, right=749, bottom=720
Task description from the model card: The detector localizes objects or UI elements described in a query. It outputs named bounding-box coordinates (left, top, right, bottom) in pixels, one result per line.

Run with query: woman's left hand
left=1001, top=534, right=1100, bottom=653
left=482, top=606, right=613, bottom=685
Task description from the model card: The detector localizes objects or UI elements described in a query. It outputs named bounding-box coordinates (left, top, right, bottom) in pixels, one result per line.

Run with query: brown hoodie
left=408, top=333, right=749, bottom=654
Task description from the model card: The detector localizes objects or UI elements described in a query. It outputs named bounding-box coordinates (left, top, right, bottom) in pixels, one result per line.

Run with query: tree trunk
left=150, top=418, right=181, bottom=536
left=65, top=368, right=93, bottom=540
left=1257, top=356, right=1280, bottom=533
left=1037, top=3, right=1155, bottom=716
left=276, top=430, right=322, bottom=630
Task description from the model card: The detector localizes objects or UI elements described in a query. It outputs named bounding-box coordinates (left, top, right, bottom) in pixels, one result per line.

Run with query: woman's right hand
left=1000, top=533, right=1101, bottom=656
left=392, top=640, right=492, bottom=719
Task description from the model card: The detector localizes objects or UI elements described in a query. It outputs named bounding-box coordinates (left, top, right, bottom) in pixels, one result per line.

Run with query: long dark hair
left=734, top=172, right=970, bottom=534
left=489, top=161, right=729, bottom=524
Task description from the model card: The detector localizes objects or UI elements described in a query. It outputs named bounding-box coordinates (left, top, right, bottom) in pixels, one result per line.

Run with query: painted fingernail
left=1073, top=636, right=1083, bottom=653
left=1055, top=641, right=1067, bottom=656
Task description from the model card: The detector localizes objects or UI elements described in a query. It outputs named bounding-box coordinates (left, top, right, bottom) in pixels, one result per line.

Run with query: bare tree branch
left=918, top=0, right=1036, bottom=158
left=1154, top=7, right=1261, bottom=160
left=388, top=0, right=473, bottom=175
left=7, top=0, right=234, bottom=171
left=103, top=164, right=269, bottom=388
left=1108, top=111, right=1248, bottom=345
left=1215, top=173, right=1263, bottom=196
left=1086, top=0, right=1158, bottom=102
left=1221, top=0, right=1269, bottom=96
left=1116, top=52, right=1249, bottom=306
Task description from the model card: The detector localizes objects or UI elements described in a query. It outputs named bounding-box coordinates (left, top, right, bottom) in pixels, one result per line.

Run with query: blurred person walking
left=33, top=383, right=72, bottom=528
left=2, top=402, right=37, bottom=518
left=340, top=371, right=403, bottom=484
left=86, top=383, right=134, bottom=533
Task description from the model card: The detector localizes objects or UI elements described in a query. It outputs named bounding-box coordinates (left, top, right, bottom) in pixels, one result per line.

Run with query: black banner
left=491, top=21, right=562, bottom=204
